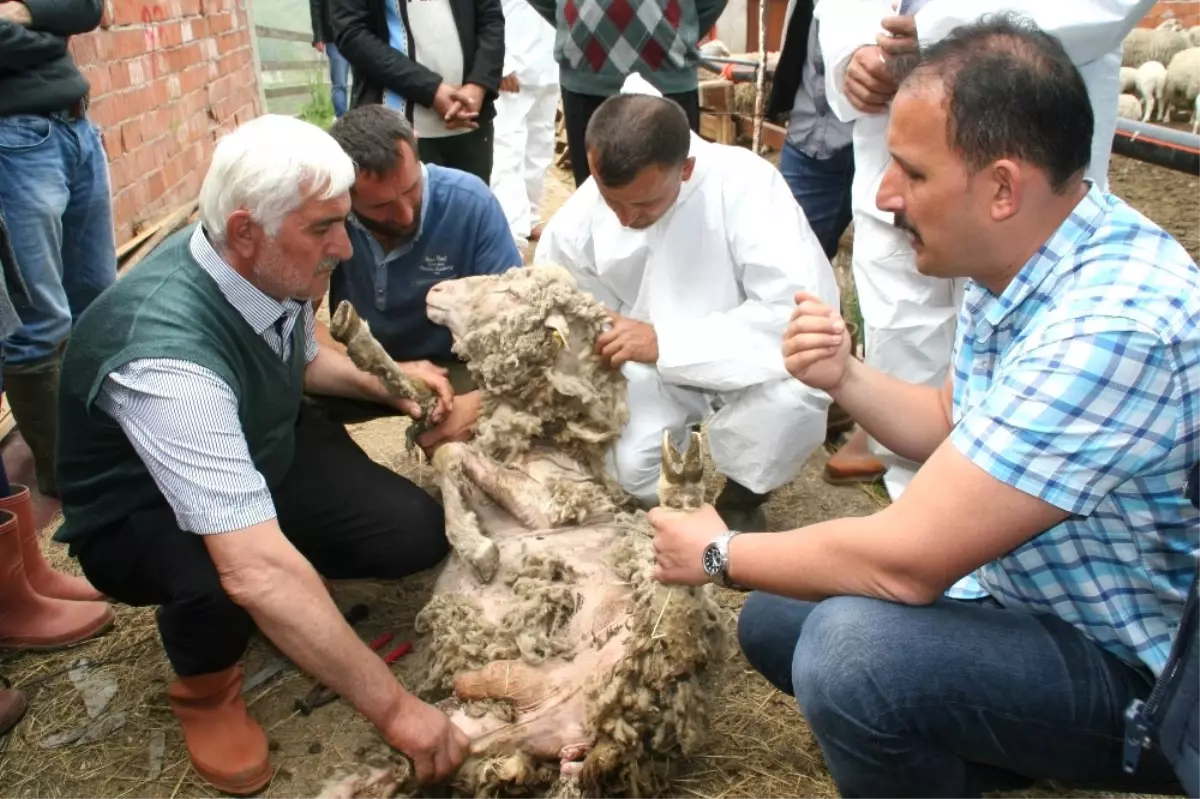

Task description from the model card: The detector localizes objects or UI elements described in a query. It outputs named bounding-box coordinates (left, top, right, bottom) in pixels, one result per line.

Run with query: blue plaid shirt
left=945, top=183, right=1200, bottom=678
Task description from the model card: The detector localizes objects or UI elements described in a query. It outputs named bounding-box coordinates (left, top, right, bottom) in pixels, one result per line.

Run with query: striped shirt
left=94, top=226, right=318, bottom=535
left=944, top=183, right=1200, bottom=677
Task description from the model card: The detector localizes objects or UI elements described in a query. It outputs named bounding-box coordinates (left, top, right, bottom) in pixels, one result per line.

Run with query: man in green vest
left=53, top=114, right=469, bottom=795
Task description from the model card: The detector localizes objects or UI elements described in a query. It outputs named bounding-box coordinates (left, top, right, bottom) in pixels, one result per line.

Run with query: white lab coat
left=490, top=0, right=559, bottom=243
left=815, top=0, right=1155, bottom=499
left=535, top=130, right=840, bottom=504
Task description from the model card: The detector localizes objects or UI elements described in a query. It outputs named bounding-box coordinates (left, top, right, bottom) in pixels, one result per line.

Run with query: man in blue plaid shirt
left=645, top=12, right=1199, bottom=797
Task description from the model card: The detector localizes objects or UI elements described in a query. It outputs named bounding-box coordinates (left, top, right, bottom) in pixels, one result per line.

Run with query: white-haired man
left=52, top=115, right=469, bottom=795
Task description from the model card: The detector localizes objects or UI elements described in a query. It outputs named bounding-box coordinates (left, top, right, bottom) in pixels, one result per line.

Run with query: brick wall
left=1138, top=0, right=1200, bottom=30
left=68, top=0, right=264, bottom=247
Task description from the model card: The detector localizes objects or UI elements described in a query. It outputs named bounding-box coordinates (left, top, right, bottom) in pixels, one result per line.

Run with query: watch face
left=703, top=543, right=722, bottom=576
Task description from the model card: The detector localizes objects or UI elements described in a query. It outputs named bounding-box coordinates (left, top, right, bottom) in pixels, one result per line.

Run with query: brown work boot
left=168, top=665, right=272, bottom=795
left=824, top=427, right=886, bottom=485
left=0, top=483, right=103, bottom=602
left=0, top=510, right=114, bottom=650
left=0, top=678, right=27, bottom=735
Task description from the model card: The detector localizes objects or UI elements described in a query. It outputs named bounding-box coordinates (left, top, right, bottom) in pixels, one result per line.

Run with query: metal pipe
left=1112, top=118, right=1200, bottom=175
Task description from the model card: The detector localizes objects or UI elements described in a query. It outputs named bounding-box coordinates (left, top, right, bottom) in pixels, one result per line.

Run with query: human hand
left=595, top=313, right=658, bottom=368
left=648, top=504, right=728, bottom=586
left=781, top=292, right=852, bottom=392
left=844, top=44, right=897, bottom=114
left=500, top=73, right=520, bottom=93
left=877, top=15, right=917, bottom=59
left=379, top=694, right=471, bottom=784
left=398, top=360, right=454, bottom=423
left=314, top=41, right=326, bottom=53
left=432, top=82, right=467, bottom=124
left=416, top=390, right=482, bottom=455
left=442, top=83, right=484, bottom=129
left=0, top=2, right=33, bottom=25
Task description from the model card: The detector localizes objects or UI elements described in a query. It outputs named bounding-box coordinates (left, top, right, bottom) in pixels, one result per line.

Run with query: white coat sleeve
left=533, top=191, right=625, bottom=312
left=815, top=0, right=893, bottom=124
left=499, top=0, right=526, bottom=76
left=913, top=0, right=1156, bottom=65
left=654, top=164, right=841, bottom=393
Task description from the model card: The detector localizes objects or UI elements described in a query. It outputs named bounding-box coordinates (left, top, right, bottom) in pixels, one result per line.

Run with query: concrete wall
left=67, top=0, right=264, bottom=246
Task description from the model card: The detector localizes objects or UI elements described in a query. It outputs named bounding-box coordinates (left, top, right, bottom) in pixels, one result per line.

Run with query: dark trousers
left=779, top=139, right=855, bottom=261
left=418, top=119, right=495, bottom=184
left=562, top=87, right=700, bottom=188
left=74, top=407, right=449, bottom=677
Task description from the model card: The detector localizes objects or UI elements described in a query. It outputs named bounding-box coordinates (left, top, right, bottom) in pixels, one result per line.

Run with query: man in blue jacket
left=320, top=104, right=522, bottom=452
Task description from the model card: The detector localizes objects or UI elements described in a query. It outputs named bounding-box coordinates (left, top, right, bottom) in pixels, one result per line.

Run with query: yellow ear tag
left=552, top=329, right=568, bottom=350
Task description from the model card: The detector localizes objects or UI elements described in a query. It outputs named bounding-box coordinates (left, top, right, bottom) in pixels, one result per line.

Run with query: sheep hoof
left=467, top=539, right=500, bottom=584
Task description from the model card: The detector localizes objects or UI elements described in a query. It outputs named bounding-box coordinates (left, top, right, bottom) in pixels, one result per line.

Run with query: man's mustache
left=893, top=212, right=922, bottom=244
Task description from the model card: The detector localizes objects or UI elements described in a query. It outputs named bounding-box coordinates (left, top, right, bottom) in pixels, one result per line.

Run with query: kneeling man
left=536, top=75, right=840, bottom=531
left=54, top=116, right=468, bottom=794
left=319, top=104, right=524, bottom=453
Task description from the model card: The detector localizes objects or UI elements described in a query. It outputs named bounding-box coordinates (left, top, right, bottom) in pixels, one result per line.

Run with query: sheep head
left=425, top=265, right=630, bottom=465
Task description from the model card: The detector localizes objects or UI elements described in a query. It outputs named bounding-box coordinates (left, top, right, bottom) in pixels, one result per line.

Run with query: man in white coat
left=490, top=0, right=558, bottom=250
left=816, top=0, right=1155, bottom=499
left=535, top=74, right=839, bottom=532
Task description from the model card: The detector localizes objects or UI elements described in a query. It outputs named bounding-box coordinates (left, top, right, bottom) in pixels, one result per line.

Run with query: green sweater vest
left=54, top=226, right=307, bottom=547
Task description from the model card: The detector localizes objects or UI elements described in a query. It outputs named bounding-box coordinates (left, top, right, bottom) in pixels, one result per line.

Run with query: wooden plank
left=735, top=115, right=785, bottom=151
left=255, top=25, right=312, bottom=43
left=700, top=112, right=737, bottom=146
left=262, top=59, right=326, bottom=72
left=119, top=201, right=197, bottom=275
left=265, top=84, right=313, bottom=99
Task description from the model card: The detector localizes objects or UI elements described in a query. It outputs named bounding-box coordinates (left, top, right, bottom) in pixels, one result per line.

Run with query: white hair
left=199, top=114, right=355, bottom=245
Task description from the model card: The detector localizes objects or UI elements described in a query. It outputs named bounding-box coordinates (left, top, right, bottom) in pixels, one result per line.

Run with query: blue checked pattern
left=945, top=184, right=1200, bottom=678
left=383, top=0, right=410, bottom=115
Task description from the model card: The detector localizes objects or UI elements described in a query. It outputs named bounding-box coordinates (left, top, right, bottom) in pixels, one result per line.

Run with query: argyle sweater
left=527, top=0, right=728, bottom=96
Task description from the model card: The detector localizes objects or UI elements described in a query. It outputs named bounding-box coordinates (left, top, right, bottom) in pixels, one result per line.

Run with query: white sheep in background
left=1123, top=27, right=1192, bottom=68
left=1161, top=47, right=1200, bottom=122
left=1189, top=25, right=1200, bottom=48
left=1157, top=18, right=1183, bottom=32
left=1135, top=60, right=1167, bottom=121
left=1120, top=66, right=1139, bottom=94
left=1117, top=93, right=1144, bottom=121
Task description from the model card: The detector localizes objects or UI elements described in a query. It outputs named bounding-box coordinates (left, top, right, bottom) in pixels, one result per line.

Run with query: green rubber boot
left=3, top=348, right=63, bottom=498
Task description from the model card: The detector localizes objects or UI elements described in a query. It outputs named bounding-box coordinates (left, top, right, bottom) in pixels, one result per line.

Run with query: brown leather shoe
left=168, top=665, right=272, bottom=795
left=823, top=428, right=886, bottom=485
left=0, top=483, right=104, bottom=602
left=0, top=678, right=27, bottom=735
left=0, top=509, right=115, bottom=650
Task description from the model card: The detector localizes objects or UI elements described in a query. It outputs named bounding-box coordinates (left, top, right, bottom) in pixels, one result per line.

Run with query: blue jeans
left=737, top=592, right=1184, bottom=797
left=326, top=42, right=350, bottom=119
left=779, top=139, right=854, bottom=261
left=0, top=114, right=116, bottom=365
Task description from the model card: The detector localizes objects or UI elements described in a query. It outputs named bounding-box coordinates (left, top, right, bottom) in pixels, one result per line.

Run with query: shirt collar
left=348, top=163, right=431, bottom=251
left=973, top=180, right=1107, bottom=335
left=188, top=225, right=304, bottom=335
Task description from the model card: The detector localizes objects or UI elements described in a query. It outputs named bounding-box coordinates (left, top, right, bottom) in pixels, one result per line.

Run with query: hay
left=0, top=163, right=1149, bottom=799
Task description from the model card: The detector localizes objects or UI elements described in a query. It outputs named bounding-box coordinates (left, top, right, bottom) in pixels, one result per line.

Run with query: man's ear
left=224, top=210, right=260, bottom=260
left=681, top=156, right=696, bottom=182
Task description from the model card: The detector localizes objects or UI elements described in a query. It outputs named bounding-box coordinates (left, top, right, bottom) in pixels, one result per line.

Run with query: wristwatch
left=702, top=531, right=743, bottom=589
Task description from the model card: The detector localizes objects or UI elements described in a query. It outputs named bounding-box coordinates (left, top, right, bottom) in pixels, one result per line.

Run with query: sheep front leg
left=329, top=301, right=439, bottom=447
left=432, top=444, right=500, bottom=584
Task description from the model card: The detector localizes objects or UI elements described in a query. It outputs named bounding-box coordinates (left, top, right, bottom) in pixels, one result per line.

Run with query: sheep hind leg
left=657, top=427, right=706, bottom=511
left=432, top=444, right=500, bottom=584
left=456, top=448, right=558, bottom=530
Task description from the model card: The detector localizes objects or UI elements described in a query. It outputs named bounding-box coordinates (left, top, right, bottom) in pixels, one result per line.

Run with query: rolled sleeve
left=95, top=359, right=279, bottom=534
left=951, top=324, right=1178, bottom=516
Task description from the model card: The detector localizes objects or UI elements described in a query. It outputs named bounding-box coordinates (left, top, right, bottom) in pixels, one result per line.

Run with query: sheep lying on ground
left=1123, top=26, right=1191, bottom=68
left=1117, top=93, right=1143, bottom=121
left=1134, top=60, right=1167, bottom=121
left=1162, top=47, right=1200, bottom=122
left=323, top=266, right=728, bottom=798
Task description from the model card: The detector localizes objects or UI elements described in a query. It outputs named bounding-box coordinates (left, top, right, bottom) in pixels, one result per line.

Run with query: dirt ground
left=0, top=149, right=1194, bottom=799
